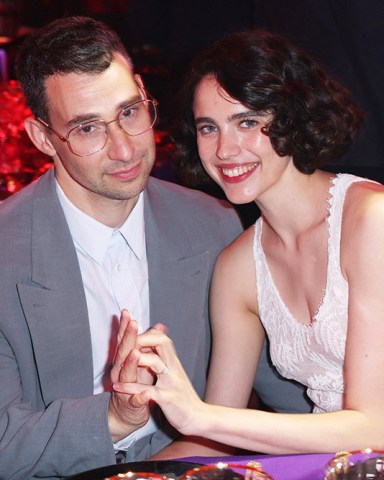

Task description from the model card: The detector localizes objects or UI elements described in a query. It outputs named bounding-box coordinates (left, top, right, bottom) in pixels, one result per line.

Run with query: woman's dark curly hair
left=174, top=29, right=365, bottom=184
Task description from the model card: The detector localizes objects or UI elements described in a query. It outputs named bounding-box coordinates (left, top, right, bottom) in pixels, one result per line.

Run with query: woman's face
left=192, top=75, right=292, bottom=205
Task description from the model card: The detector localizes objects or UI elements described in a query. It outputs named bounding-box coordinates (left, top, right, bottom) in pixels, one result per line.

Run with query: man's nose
left=106, top=121, right=135, bottom=159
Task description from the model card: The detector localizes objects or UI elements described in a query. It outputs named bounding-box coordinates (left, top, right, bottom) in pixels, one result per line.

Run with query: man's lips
left=107, top=162, right=141, bottom=179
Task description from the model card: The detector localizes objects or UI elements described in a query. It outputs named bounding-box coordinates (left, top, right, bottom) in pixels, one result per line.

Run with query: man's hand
left=108, top=310, right=153, bottom=443
left=113, top=328, right=205, bottom=438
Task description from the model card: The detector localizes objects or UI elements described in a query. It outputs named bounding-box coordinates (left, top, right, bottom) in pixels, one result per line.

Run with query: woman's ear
left=24, top=117, right=57, bottom=157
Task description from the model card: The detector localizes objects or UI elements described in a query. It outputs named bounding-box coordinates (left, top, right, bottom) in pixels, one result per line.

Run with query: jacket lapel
left=144, top=180, right=211, bottom=381
left=17, top=170, right=94, bottom=404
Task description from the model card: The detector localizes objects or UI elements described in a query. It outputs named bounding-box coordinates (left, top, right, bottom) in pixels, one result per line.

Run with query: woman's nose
left=216, top=131, right=241, bottom=160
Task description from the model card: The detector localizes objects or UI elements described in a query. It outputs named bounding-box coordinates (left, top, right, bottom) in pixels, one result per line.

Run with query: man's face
left=44, top=54, right=156, bottom=216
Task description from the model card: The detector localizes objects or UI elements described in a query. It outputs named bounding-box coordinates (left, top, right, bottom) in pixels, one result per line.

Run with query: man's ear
left=24, top=117, right=57, bottom=157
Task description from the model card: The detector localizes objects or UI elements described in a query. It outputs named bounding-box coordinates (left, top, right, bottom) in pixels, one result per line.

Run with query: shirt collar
left=56, top=181, right=145, bottom=264
left=118, top=194, right=145, bottom=260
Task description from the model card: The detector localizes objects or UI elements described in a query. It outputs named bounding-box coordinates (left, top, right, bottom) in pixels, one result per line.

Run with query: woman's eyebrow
left=194, top=116, right=215, bottom=125
left=194, top=110, right=269, bottom=126
left=227, top=110, right=264, bottom=122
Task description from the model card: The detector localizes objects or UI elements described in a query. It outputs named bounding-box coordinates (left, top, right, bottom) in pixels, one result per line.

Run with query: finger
left=119, top=348, right=141, bottom=383
left=137, top=365, right=156, bottom=385
left=135, top=332, right=180, bottom=374
left=111, top=310, right=131, bottom=376
left=113, top=310, right=135, bottom=371
left=113, top=381, right=155, bottom=398
left=113, top=317, right=138, bottom=374
left=137, top=351, right=169, bottom=376
left=136, top=329, right=165, bottom=348
left=147, top=323, right=168, bottom=334
left=149, top=335, right=179, bottom=373
left=139, top=324, right=168, bottom=357
left=117, top=309, right=131, bottom=344
left=139, top=324, right=167, bottom=344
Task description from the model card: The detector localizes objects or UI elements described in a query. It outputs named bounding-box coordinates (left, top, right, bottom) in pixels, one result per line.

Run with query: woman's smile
left=194, top=76, right=291, bottom=204
left=220, top=162, right=259, bottom=180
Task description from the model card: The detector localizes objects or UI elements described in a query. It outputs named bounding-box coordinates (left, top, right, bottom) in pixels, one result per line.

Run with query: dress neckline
left=257, top=175, right=338, bottom=328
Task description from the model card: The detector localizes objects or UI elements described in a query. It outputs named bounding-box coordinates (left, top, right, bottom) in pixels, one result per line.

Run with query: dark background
left=122, top=0, right=384, bottom=183
left=3, top=0, right=384, bottom=204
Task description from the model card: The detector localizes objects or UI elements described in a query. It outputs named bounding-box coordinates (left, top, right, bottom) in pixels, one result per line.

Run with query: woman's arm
left=114, top=184, right=384, bottom=453
left=150, top=229, right=264, bottom=460
left=114, top=324, right=383, bottom=454
left=192, top=184, right=384, bottom=453
left=205, top=227, right=265, bottom=408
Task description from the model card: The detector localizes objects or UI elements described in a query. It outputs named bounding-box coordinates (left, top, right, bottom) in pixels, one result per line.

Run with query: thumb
left=150, top=323, right=168, bottom=334
left=129, top=390, right=153, bottom=407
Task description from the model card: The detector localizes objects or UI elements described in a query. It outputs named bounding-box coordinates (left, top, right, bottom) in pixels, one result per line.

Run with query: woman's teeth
left=222, top=163, right=257, bottom=177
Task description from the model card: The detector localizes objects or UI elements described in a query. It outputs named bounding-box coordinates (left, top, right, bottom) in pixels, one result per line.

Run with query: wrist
left=182, top=400, right=212, bottom=438
left=108, top=397, right=127, bottom=443
left=108, top=395, right=146, bottom=443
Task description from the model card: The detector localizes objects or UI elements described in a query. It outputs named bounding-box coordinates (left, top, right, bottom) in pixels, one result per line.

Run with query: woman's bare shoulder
left=211, top=223, right=259, bottom=317
left=342, top=180, right=384, bottom=269
left=343, top=180, right=384, bottom=226
left=213, top=225, right=257, bottom=296
left=217, top=223, right=256, bottom=267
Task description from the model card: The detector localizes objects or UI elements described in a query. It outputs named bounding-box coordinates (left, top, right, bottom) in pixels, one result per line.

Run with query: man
left=0, top=16, right=309, bottom=479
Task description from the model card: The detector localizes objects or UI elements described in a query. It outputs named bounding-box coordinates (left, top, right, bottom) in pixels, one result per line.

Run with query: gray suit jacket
left=0, top=169, right=242, bottom=479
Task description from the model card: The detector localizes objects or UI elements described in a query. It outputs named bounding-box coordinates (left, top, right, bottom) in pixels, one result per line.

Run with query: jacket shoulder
left=147, top=176, right=237, bottom=217
left=146, top=177, right=243, bottom=244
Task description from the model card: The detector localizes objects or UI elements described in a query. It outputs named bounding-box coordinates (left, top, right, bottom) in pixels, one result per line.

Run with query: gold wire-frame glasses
left=36, top=97, right=158, bottom=157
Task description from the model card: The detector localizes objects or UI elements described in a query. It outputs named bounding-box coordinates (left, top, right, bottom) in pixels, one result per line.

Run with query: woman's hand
left=112, top=329, right=206, bottom=437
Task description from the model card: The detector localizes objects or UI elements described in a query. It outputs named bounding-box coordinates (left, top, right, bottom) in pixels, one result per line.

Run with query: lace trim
left=253, top=173, right=375, bottom=412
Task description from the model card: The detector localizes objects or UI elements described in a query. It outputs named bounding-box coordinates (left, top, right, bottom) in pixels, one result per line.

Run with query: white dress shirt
left=56, top=182, right=156, bottom=449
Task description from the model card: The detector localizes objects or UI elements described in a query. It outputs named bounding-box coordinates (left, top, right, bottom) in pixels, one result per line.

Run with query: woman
left=113, top=29, right=384, bottom=453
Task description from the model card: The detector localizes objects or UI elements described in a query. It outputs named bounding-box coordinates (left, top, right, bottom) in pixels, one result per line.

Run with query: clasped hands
left=108, top=310, right=204, bottom=443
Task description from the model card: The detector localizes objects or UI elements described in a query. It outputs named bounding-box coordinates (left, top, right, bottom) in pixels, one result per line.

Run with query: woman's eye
left=239, top=119, right=259, bottom=129
left=197, top=124, right=217, bottom=135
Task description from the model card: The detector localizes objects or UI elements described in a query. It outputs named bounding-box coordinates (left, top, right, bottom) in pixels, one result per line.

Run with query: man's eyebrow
left=118, top=94, right=142, bottom=110
left=66, top=94, right=143, bottom=128
left=67, top=114, right=99, bottom=128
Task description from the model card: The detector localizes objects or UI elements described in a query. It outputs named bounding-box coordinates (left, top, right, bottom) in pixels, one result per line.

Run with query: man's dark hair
left=174, top=29, right=365, bottom=184
left=16, top=16, right=133, bottom=121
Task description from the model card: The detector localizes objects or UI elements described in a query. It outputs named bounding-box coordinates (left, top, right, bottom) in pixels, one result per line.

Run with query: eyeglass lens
left=68, top=99, right=157, bottom=156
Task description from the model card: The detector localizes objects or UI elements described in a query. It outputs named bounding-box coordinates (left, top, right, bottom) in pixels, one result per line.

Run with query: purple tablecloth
left=179, top=453, right=335, bottom=480
left=69, top=450, right=383, bottom=479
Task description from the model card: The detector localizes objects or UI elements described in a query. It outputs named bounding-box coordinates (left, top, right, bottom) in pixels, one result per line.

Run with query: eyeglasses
left=37, top=98, right=158, bottom=157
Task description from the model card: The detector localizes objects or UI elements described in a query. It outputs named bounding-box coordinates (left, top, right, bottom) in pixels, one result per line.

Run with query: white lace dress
left=253, top=173, right=373, bottom=413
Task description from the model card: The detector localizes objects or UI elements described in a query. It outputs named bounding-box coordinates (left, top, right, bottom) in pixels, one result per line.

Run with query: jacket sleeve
left=0, top=330, right=116, bottom=480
